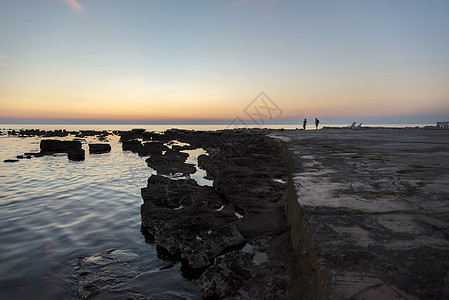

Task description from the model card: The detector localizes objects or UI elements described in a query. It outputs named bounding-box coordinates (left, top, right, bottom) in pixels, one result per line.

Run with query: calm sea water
left=0, top=123, right=432, bottom=299
left=0, top=132, right=206, bottom=299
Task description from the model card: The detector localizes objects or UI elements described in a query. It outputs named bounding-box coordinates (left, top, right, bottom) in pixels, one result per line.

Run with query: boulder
left=67, top=149, right=85, bottom=161
left=121, top=139, right=142, bottom=152
left=88, top=143, right=111, bottom=154
left=39, top=139, right=85, bottom=161
left=40, top=140, right=82, bottom=154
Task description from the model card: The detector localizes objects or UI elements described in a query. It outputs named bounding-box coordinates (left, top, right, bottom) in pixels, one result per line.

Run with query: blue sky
left=1, top=0, right=448, bottom=124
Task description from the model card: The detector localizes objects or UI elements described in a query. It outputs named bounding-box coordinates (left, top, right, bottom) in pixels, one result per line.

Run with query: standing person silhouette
left=303, top=119, right=307, bottom=130
left=315, top=118, right=319, bottom=130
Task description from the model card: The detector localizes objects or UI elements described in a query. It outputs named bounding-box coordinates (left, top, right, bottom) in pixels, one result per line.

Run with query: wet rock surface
left=140, top=129, right=296, bottom=298
left=270, top=128, right=449, bottom=299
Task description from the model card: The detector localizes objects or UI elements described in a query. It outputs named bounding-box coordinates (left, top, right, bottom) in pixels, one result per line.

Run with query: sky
left=0, top=0, right=448, bottom=124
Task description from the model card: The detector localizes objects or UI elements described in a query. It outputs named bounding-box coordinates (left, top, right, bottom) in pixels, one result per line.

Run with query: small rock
left=4, top=159, right=19, bottom=163
left=88, top=143, right=111, bottom=154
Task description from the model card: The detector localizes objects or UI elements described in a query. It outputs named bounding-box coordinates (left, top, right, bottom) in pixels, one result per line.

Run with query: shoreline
left=2, top=127, right=449, bottom=298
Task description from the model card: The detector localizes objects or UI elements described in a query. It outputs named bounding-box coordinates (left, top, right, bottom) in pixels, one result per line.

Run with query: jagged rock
left=199, top=247, right=289, bottom=299
left=198, top=153, right=227, bottom=178
left=88, top=143, right=111, bottom=154
left=139, top=129, right=294, bottom=297
left=141, top=203, right=244, bottom=270
left=141, top=175, right=221, bottom=209
left=145, top=149, right=195, bottom=175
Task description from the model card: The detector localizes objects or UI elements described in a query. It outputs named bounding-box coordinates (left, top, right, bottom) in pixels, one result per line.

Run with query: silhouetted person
left=315, top=118, right=319, bottom=129
left=303, top=119, right=307, bottom=130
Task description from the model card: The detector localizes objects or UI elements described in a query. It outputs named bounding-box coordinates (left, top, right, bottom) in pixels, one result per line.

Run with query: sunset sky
left=1, top=0, right=448, bottom=124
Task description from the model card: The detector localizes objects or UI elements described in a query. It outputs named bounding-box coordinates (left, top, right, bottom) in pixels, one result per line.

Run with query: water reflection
left=0, top=133, right=202, bottom=299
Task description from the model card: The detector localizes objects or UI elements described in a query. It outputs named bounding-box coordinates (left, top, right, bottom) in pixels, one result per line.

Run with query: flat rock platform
left=269, top=128, right=449, bottom=299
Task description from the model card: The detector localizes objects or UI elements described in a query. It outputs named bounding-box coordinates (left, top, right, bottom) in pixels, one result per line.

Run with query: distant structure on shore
left=437, top=121, right=449, bottom=128
left=348, top=122, right=363, bottom=129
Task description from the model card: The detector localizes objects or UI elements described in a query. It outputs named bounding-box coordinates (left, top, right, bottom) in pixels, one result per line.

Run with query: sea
left=0, top=123, right=432, bottom=299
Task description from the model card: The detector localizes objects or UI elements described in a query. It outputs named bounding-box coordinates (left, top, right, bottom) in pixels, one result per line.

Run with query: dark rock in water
left=40, top=139, right=82, bottom=154
left=88, top=143, right=111, bottom=154
left=16, top=155, right=24, bottom=159
left=67, top=149, right=85, bottom=161
left=131, top=128, right=146, bottom=134
left=76, top=130, right=109, bottom=138
left=141, top=175, right=221, bottom=209
left=119, top=131, right=139, bottom=142
left=4, top=159, right=19, bottom=163
left=121, top=139, right=142, bottom=152
left=8, top=130, right=17, bottom=135
left=40, top=139, right=85, bottom=161
left=145, top=149, right=195, bottom=175
left=25, top=152, right=44, bottom=157
left=18, top=129, right=45, bottom=137
left=141, top=175, right=244, bottom=270
left=43, top=129, right=68, bottom=137
left=141, top=203, right=244, bottom=270
left=138, top=142, right=168, bottom=156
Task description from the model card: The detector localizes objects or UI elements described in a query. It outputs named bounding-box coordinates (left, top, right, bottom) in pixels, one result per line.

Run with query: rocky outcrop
left=88, top=143, right=111, bottom=154
left=141, top=175, right=244, bottom=270
left=140, top=130, right=296, bottom=298
left=40, top=139, right=85, bottom=161
left=121, top=139, right=142, bottom=152
left=76, top=130, right=110, bottom=139
left=141, top=175, right=221, bottom=209
left=121, top=140, right=170, bottom=157
left=145, top=149, right=195, bottom=175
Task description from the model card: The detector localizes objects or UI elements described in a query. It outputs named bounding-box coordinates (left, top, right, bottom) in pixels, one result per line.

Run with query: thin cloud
left=0, top=54, right=10, bottom=68
left=57, top=0, right=85, bottom=13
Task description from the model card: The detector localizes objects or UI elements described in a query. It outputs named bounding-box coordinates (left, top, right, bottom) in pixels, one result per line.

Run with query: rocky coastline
left=2, top=126, right=449, bottom=298
left=137, top=129, right=296, bottom=298
left=2, top=127, right=299, bottom=298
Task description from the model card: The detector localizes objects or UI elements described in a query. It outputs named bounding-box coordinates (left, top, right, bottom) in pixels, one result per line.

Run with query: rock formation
left=140, top=130, right=296, bottom=298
